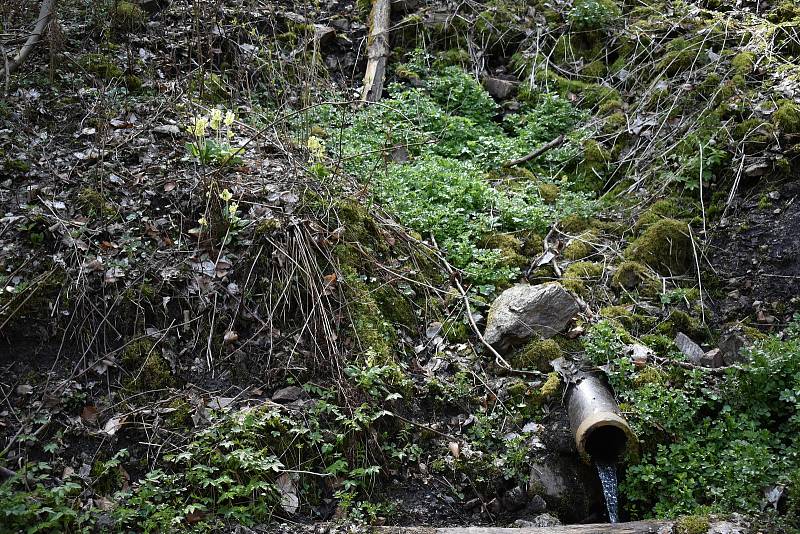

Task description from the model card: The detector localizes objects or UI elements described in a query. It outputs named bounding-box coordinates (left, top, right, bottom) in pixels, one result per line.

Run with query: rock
left=528, top=494, right=547, bottom=513
left=674, top=332, right=704, bottom=364
left=313, top=25, right=336, bottom=47
left=528, top=455, right=603, bottom=522
left=624, top=343, right=653, bottom=367
left=272, top=386, right=305, bottom=403
left=484, top=283, right=579, bottom=353
left=483, top=76, right=517, bottom=100
left=719, top=331, right=749, bottom=365
left=152, top=124, right=181, bottom=136
left=501, top=486, right=527, bottom=511
left=529, top=513, right=562, bottom=527
left=701, top=348, right=724, bottom=368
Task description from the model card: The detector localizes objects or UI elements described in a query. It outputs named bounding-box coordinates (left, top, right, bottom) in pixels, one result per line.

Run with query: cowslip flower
left=228, top=202, right=239, bottom=217
left=190, top=116, right=208, bottom=137
left=198, top=216, right=208, bottom=226
left=210, top=109, right=223, bottom=131
left=224, top=110, right=235, bottom=127
left=219, top=189, right=233, bottom=202
left=307, top=135, right=325, bottom=162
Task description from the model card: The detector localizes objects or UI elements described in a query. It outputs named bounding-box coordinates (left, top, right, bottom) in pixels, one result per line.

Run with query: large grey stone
left=484, top=283, right=578, bottom=353
left=675, top=332, right=704, bottom=365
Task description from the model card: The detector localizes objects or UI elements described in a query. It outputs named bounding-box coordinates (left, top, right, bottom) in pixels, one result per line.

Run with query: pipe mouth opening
left=584, top=424, right=629, bottom=464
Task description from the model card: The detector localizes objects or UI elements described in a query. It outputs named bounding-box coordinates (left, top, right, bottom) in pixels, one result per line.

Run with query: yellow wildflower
left=210, top=109, right=223, bottom=131
left=190, top=116, right=208, bottom=137
left=228, top=202, right=239, bottom=216
left=198, top=216, right=208, bottom=226
left=224, top=110, right=235, bottom=127
left=307, top=135, right=325, bottom=162
left=219, top=188, right=233, bottom=202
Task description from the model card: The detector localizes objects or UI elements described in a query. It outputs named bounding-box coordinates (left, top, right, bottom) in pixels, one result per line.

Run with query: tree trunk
left=361, top=0, right=391, bottom=103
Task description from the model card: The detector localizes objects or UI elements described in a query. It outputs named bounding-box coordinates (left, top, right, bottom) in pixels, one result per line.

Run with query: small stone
left=701, top=348, right=723, bottom=368
left=529, top=513, right=562, bottom=527
left=483, top=76, right=517, bottom=100
left=719, top=331, right=749, bottom=365
left=271, top=386, right=305, bottom=403
left=624, top=343, right=653, bottom=367
left=675, top=332, right=704, bottom=365
left=152, top=124, right=181, bottom=136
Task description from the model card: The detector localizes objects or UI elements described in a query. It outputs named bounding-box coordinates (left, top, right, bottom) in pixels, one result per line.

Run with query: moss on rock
left=675, top=515, right=710, bottom=534
left=612, top=260, right=650, bottom=290
left=122, top=338, right=175, bottom=392
left=626, top=218, right=692, bottom=275
left=562, top=261, right=604, bottom=294
left=81, top=53, right=123, bottom=79
left=538, top=183, right=560, bottom=204
left=481, top=233, right=528, bottom=269
left=563, top=229, right=599, bottom=260
left=731, top=51, right=755, bottom=76
left=511, top=338, right=562, bottom=372
left=774, top=99, right=800, bottom=135
left=110, top=1, right=147, bottom=33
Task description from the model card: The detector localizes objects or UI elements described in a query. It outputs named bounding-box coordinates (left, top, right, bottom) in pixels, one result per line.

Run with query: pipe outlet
left=566, top=373, right=636, bottom=464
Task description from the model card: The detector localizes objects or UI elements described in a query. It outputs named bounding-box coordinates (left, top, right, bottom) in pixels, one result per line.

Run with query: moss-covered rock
left=774, top=99, right=800, bottom=135
left=633, top=199, right=683, bottom=234
left=511, top=338, right=562, bottom=372
left=538, top=182, right=560, bottom=204
left=625, top=218, right=692, bottom=275
left=481, top=233, right=528, bottom=269
left=611, top=260, right=650, bottom=290
left=656, top=309, right=706, bottom=341
left=562, top=229, right=599, bottom=260
left=731, top=51, right=755, bottom=76
left=109, top=1, right=147, bottom=33
left=122, top=338, right=175, bottom=392
left=342, top=266, right=396, bottom=362
left=81, top=53, right=123, bottom=79
left=562, top=261, right=604, bottom=294
left=675, top=515, right=710, bottom=534
left=658, top=37, right=706, bottom=76
left=374, top=284, right=416, bottom=329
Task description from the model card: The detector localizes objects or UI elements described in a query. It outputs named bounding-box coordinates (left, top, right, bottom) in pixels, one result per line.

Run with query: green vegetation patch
left=625, top=219, right=692, bottom=275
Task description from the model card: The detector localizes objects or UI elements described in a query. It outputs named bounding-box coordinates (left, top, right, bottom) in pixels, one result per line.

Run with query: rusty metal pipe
left=566, top=373, right=636, bottom=464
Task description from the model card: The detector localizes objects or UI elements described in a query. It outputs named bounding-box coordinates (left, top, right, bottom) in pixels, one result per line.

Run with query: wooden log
left=376, top=521, right=676, bottom=533
left=361, top=0, right=391, bottom=103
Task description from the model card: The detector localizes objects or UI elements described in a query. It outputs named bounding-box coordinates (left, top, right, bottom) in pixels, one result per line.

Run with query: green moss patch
left=625, top=218, right=692, bottom=275
left=511, top=338, right=562, bottom=372
left=122, top=338, right=175, bottom=392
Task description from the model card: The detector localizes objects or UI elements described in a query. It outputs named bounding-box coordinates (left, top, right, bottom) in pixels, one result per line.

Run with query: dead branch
left=503, top=134, right=565, bottom=167
left=0, top=0, right=56, bottom=80
left=361, top=0, right=391, bottom=103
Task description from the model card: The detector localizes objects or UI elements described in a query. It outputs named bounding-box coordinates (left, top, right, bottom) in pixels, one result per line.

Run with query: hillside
left=1, top=0, right=800, bottom=532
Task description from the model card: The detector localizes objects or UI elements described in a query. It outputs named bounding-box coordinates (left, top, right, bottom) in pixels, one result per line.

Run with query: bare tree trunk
left=361, top=0, right=391, bottom=103
left=1, top=0, right=56, bottom=80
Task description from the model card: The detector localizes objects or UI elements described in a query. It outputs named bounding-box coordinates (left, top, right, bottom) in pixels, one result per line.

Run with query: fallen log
left=376, top=520, right=680, bottom=533
left=361, top=0, right=391, bottom=103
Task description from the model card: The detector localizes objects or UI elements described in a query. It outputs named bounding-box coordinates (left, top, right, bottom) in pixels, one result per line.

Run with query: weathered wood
left=504, top=134, right=566, bottom=167
left=377, top=521, right=675, bottom=533
left=361, top=0, right=391, bottom=103
left=1, top=0, right=56, bottom=80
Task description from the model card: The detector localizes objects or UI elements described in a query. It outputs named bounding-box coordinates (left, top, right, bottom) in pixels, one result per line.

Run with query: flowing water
left=596, top=462, right=619, bottom=523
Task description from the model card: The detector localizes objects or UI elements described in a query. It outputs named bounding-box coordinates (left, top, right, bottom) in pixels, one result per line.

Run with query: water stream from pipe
left=596, top=462, right=619, bottom=523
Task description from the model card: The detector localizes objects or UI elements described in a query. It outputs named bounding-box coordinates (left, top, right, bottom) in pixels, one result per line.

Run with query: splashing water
left=596, top=462, right=619, bottom=523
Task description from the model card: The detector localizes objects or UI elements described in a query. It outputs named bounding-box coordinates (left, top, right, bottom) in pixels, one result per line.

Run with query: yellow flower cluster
left=307, top=135, right=325, bottom=162
left=188, top=109, right=236, bottom=138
